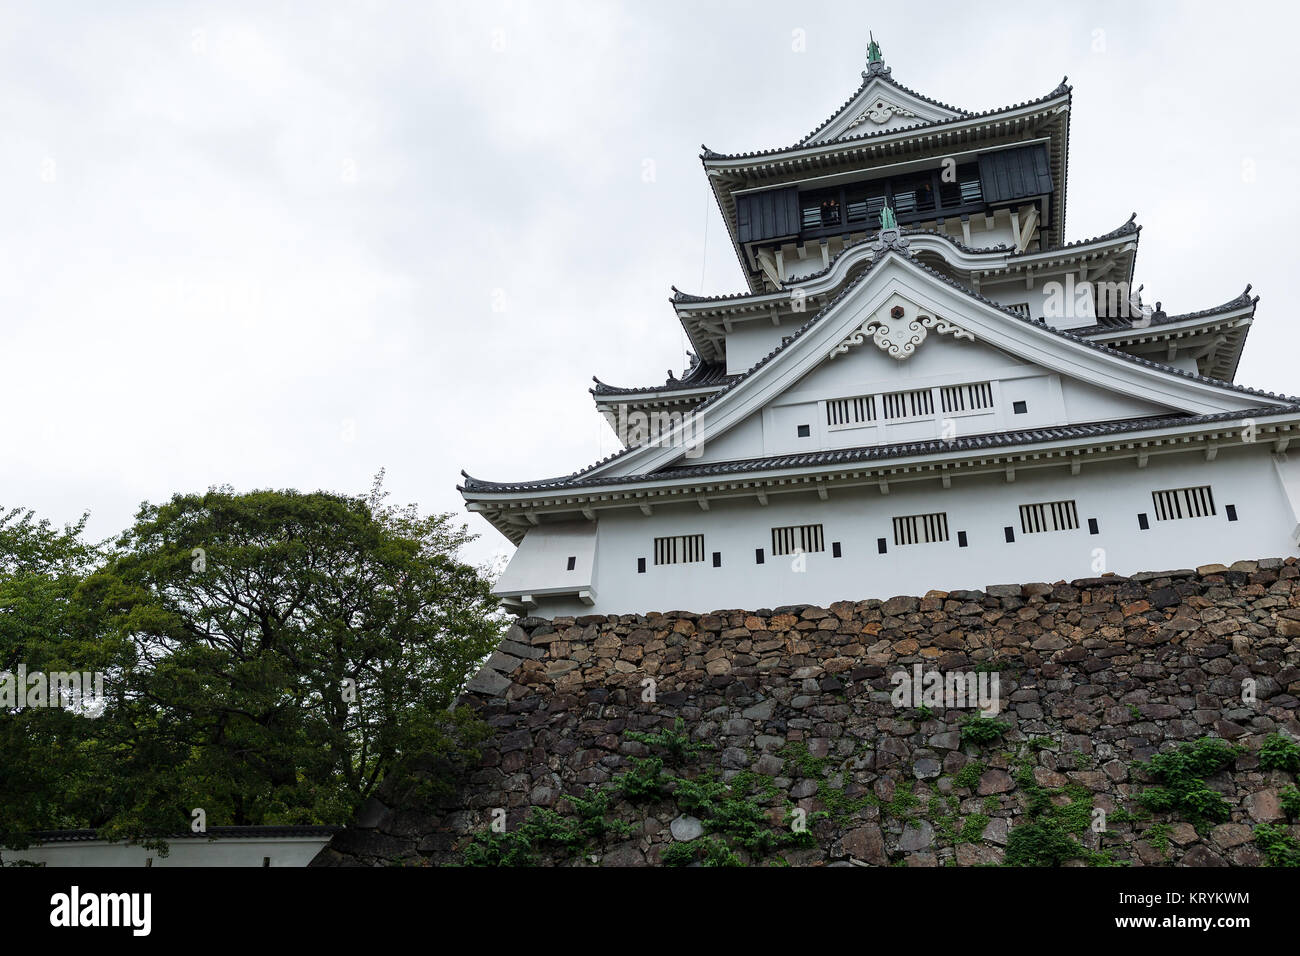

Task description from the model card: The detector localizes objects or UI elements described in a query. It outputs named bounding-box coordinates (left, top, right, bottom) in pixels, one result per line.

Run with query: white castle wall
left=511, top=444, right=1296, bottom=616
left=694, top=335, right=1170, bottom=465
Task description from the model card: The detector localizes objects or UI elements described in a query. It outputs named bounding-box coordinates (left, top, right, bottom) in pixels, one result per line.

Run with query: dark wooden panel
left=737, top=186, right=800, bottom=243
left=977, top=144, right=1053, bottom=205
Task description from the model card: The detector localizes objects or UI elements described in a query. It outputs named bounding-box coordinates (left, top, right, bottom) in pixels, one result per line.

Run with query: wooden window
left=891, top=171, right=937, bottom=218
left=771, top=524, right=825, bottom=556
left=844, top=182, right=889, bottom=229
left=653, top=534, right=705, bottom=565
left=938, top=162, right=983, bottom=208
left=1019, top=499, right=1079, bottom=534
left=892, top=512, right=949, bottom=546
left=1152, top=486, right=1216, bottom=521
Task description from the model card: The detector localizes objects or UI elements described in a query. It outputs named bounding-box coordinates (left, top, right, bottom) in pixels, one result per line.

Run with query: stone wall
left=313, top=559, right=1300, bottom=867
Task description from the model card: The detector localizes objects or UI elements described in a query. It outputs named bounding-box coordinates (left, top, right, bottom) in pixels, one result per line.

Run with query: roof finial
left=867, top=31, right=882, bottom=65
left=862, top=31, right=889, bottom=78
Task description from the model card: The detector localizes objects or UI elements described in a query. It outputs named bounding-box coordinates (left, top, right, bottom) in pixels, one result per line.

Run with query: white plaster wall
left=523, top=446, right=1295, bottom=616
left=693, top=336, right=1170, bottom=464
left=726, top=317, right=805, bottom=375
left=494, top=521, right=597, bottom=599
left=10, top=838, right=331, bottom=867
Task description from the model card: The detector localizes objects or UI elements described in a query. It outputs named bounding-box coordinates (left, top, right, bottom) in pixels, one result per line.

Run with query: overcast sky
left=3, top=0, right=1298, bottom=571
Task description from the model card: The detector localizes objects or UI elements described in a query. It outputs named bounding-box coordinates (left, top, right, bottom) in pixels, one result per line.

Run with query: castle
left=460, top=38, right=1300, bottom=617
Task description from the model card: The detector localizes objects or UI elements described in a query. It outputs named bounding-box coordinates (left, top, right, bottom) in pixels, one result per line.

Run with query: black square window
left=1226, top=504, right=1238, bottom=522
left=832, top=542, right=842, bottom=558
left=755, top=548, right=765, bottom=564
left=877, top=537, right=887, bottom=554
left=957, top=530, right=968, bottom=548
left=797, top=424, right=811, bottom=438
left=1004, top=526, right=1015, bottom=543
left=1012, top=401, right=1028, bottom=415
left=637, top=557, right=646, bottom=573
left=1138, top=513, right=1149, bottom=530
left=712, top=551, right=722, bottom=567
left=566, top=555, right=576, bottom=571
left=1087, top=517, right=1099, bottom=535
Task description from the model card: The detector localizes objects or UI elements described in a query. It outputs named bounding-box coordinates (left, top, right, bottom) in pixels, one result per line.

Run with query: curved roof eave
left=670, top=215, right=1141, bottom=313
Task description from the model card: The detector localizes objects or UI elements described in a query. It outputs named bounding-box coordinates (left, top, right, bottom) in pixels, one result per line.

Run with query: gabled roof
left=461, top=236, right=1294, bottom=500
left=701, top=76, right=1070, bottom=162
left=794, top=60, right=968, bottom=147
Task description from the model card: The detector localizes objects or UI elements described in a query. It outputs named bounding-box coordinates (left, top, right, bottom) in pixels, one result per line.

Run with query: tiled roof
left=591, top=360, right=739, bottom=397
left=794, top=63, right=970, bottom=147
left=1074, top=285, right=1258, bottom=335
left=462, top=242, right=1291, bottom=495
left=28, top=826, right=342, bottom=843
left=701, top=78, right=1070, bottom=163
left=460, top=406, right=1298, bottom=494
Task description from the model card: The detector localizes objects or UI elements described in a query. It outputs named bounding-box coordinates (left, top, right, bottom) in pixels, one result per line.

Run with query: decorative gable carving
left=830, top=295, right=975, bottom=361
left=846, top=98, right=918, bottom=129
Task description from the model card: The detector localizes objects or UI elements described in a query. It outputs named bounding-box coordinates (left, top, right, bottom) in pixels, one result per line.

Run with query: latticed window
left=1151, top=486, right=1215, bottom=521
left=771, top=524, right=824, bottom=556
left=893, top=512, right=949, bottom=545
left=939, top=382, right=993, bottom=414
left=826, top=395, right=876, bottom=427
left=1019, top=499, right=1079, bottom=533
left=880, top=388, right=934, bottom=420
left=653, top=534, right=705, bottom=565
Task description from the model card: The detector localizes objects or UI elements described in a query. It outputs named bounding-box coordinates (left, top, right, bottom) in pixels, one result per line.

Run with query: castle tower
left=460, top=38, right=1297, bottom=616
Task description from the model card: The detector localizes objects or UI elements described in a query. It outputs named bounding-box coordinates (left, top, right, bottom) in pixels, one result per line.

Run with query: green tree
left=74, top=475, right=502, bottom=836
left=0, top=507, right=107, bottom=854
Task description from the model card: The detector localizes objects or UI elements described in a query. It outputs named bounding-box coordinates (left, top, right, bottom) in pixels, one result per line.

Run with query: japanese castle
left=460, top=38, right=1300, bottom=617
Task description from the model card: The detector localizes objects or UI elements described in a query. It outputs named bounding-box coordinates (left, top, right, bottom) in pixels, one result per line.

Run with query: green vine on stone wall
left=1134, top=737, right=1240, bottom=832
